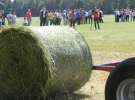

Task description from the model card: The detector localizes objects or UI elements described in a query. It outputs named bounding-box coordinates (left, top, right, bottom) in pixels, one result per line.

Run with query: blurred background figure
left=6, top=11, right=13, bottom=25
left=99, top=8, right=104, bottom=23
left=12, top=11, right=16, bottom=25
left=48, top=10, right=54, bottom=25
left=23, top=17, right=28, bottom=26
left=68, top=9, right=76, bottom=28
left=25, top=9, right=32, bottom=26
left=40, top=7, right=48, bottom=26
left=92, top=7, right=100, bottom=30
left=62, top=10, right=68, bottom=25
left=0, top=10, right=4, bottom=28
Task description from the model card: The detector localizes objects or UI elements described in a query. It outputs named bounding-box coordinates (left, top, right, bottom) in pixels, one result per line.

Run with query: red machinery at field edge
left=95, top=58, right=135, bottom=100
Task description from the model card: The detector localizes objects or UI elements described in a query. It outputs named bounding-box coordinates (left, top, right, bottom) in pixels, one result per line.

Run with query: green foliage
left=2, top=0, right=135, bottom=15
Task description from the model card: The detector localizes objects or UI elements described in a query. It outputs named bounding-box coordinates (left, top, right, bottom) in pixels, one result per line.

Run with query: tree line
left=1, top=0, right=135, bottom=16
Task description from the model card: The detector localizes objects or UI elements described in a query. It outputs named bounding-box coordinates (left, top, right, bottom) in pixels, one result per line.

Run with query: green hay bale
left=29, top=26, right=92, bottom=96
left=0, top=26, right=92, bottom=98
left=0, top=28, right=49, bottom=98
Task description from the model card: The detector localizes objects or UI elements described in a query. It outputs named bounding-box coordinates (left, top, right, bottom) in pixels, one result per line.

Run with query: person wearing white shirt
left=6, top=12, right=13, bottom=25
left=84, top=11, right=89, bottom=24
left=12, top=12, right=16, bottom=25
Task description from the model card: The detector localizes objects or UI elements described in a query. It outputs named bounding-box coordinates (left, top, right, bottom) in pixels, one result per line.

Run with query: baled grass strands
left=0, top=26, right=92, bottom=98
left=29, top=26, right=92, bottom=96
left=0, top=28, right=49, bottom=98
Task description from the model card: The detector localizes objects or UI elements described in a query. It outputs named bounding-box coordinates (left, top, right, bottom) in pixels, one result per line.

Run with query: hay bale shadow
left=46, top=93, right=91, bottom=100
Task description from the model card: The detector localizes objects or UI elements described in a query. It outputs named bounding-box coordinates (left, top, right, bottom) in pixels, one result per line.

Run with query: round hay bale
left=29, top=26, right=92, bottom=95
left=0, top=26, right=92, bottom=98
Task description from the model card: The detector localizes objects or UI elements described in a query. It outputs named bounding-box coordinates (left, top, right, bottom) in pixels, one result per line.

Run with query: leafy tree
left=2, top=0, right=135, bottom=16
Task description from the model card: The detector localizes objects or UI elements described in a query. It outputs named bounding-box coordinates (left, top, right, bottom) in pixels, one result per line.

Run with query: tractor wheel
left=105, top=57, right=135, bottom=100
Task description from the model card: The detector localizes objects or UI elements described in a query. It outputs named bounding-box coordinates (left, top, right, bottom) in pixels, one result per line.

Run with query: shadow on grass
left=46, top=93, right=91, bottom=100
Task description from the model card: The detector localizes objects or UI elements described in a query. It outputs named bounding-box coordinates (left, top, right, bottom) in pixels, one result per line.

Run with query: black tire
left=105, top=57, right=135, bottom=100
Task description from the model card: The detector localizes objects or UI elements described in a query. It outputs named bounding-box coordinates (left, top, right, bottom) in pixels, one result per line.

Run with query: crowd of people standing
left=0, top=7, right=104, bottom=30
left=0, top=10, right=17, bottom=27
left=39, top=7, right=104, bottom=29
left=1, top=7, right=135, bottom=30
left=0, top=9, right=32, bottom=27
left=114, top=8, right=135, bottom=22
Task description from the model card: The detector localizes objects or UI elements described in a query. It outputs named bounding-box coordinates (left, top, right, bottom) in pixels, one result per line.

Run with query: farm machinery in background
left=94, top=57, right=135, bottom=100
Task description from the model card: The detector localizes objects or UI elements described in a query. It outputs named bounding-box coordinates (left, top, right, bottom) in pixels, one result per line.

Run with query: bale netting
left=29, top=26, right=92, bottom=96
left=0, top=26, right=92, bottom=98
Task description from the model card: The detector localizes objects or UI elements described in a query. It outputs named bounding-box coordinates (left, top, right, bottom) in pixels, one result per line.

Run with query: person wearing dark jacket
left=40, top=7, right=48, bottom=26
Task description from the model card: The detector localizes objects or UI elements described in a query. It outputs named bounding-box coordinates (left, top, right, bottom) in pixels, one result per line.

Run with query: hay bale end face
left=0, top=26, right=92, bottom=97
left=0, top=28, right=49, bottom=97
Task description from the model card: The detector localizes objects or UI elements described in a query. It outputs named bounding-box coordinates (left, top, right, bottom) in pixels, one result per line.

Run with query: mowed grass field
left=16, top=15, right=135, bottom=100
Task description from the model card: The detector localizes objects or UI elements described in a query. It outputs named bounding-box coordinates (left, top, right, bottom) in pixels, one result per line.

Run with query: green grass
left=76, top=15, right=135, bottom=64
left=15, top=15, right=135, bottom=65
left=76, top=15, right=135, bottom=53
